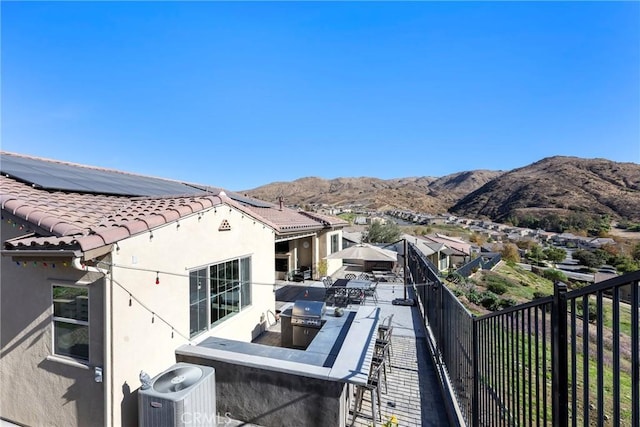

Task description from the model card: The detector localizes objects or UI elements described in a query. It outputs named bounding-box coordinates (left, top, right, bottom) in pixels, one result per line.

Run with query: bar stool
left=375, top=337, right=392, bottom=375
left=350, top=360, right=383, bottom=426
left=371, top=349, right=388, bottom=393
left=377, top=314, right=394, bottom=358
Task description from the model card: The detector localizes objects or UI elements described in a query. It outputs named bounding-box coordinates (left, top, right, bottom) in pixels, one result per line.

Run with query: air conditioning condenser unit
left=138, top=362, right=216, bottom=427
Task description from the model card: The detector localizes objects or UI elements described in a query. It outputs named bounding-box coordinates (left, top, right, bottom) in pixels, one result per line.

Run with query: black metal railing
left=407, top=242, right=640, bottom=427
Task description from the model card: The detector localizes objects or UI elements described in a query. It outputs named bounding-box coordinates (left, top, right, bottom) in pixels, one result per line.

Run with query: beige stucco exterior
left=109, top=205, right=275, bottom=425
left=0, top=222, right=105, bottom=427
left=321, top=230, right=344, bottom=277
left=1, top=203, right=276, bottom=427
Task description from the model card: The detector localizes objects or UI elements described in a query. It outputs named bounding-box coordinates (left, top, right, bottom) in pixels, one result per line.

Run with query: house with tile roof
left=402, top=233, right=455, bottom=272
left=0, top=152, right=347, bottom=427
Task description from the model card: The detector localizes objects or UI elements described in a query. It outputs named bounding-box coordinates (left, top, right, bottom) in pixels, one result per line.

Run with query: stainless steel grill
left=291, top=300, right=326, bottom=349
left=291, top=300, right=326, bottom=328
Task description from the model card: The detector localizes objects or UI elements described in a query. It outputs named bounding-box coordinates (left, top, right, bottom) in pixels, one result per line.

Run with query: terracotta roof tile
left=93, top=226, right=131, bottom=245
left=120, top=220, right=150, bottom=236
left=2, top=174, right=225, bottom=253
left=1, top=153, right=347, bottom=253
left=300, top=211, right=349, bottom=227
left=76, top=234, right=108, bottom=252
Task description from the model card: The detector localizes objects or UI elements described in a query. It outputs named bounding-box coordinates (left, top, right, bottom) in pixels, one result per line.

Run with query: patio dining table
left=330, top=278, right=373, bottom=305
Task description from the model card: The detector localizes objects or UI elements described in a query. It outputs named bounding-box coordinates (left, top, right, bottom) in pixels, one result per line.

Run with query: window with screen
left=52, top=285, right=89, bottom=361
left=330, top=234, right=340, bottom=254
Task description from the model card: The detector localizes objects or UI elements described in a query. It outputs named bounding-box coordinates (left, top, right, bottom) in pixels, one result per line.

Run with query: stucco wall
left=322, top=230, right=344, bottom=277
left=107, top=205, right=276, bottom=426
left=0, top=220, right=105, bottom=426
left=176, top=354, right=348, bottom=427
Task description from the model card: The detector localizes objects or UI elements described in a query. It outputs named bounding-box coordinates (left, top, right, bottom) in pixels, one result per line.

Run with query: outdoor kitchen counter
left=176, top=305, right=381, bottom=386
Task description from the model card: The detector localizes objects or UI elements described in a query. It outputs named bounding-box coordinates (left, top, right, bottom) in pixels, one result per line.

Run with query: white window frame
left=51, top=283, right=90, bottom=362
left=330, top=233, right=340, bottom=254
left=189, top=256, right=252, bottom=338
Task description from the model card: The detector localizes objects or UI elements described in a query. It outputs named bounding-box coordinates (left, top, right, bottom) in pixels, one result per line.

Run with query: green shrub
left=499, top=297, right=517, bottom=309
left=533, top=290, right=550, bottom=299
left=480, top=291, right=500, bottom=311
left=466, top=288, right=482, bottom=305
left=487, top=281, right=508, bottom=295
left=542, top=268, right=567, bottom=282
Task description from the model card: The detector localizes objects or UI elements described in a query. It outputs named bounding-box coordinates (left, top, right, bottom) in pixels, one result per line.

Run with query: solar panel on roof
left=228, top=192, right=274, bottom=208
left=0, top=154, right=210, bottom=197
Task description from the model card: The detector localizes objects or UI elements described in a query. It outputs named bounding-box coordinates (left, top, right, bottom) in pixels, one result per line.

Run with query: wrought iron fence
left=407, top=243, right=640, bottom=427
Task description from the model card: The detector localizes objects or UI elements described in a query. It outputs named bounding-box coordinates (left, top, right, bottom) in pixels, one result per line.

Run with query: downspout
left=72, top=257, right=112, bottom=427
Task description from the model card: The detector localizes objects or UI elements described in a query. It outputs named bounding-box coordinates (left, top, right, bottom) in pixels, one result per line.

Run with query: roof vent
left=219, top=219, right=231, bottom=231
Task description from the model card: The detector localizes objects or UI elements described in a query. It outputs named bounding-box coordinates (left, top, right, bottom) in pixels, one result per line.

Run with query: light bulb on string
left=152, top=313, right=155, bottom=323
left=155, top=272, right=160, bottom=285
left=129, top=294, right=132, bottom=307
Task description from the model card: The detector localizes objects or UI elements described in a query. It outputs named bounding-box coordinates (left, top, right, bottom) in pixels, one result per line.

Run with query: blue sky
left=2, top=1, right=639, bottom=191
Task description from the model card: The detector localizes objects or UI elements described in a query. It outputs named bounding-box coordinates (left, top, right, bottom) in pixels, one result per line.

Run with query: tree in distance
left=364, top=221, right=402, bottom=244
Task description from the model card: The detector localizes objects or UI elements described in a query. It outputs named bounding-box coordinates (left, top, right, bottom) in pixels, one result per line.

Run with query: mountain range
left=244, top=156, right=640, bottom=223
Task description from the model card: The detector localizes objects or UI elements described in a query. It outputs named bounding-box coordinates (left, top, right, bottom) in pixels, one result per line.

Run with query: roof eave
left=1, top=249, right=81, bottom=258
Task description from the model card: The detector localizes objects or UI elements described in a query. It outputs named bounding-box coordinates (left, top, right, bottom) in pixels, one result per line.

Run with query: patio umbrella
left=325, top=243, right=398, bottom=262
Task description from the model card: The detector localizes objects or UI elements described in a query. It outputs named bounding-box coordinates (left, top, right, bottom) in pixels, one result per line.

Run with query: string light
left=129, top=294, right=132, bottom=306
left=171, top=329, right=174, bottom=339
left=155, top=272, right=160, bottom=285
left=152, top=313, right=155, bottom=323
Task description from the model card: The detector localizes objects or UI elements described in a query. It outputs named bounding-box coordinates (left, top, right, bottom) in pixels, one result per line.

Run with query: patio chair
left=350, top=359, right=383, bottom=426
left=291, top=266, right=311, bottom=282
left=345, top=273, right=357, bottom=280
left=322, top=277, right=336, bottom=305
left=357, top=273, right=371, bottom=280
left=364, top=281, right=378, bottom=305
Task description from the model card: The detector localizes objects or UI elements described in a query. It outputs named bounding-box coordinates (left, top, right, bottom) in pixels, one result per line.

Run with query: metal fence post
left=552, top=281, right=568, bottom=427
left=472, top=319, right=479, bottom=427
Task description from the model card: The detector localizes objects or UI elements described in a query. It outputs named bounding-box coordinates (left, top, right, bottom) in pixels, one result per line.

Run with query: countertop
left=176, top=305, right=381, bottom=385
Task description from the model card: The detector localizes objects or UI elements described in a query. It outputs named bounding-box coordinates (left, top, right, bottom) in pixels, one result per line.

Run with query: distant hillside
left=244, top=171, right=501, bottom=213
left=244, top=156, right=640, bottom=224
left=450, top=156, right=640, bottom=223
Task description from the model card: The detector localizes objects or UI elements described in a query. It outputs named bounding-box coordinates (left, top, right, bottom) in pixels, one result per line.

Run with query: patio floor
left=254, top=269, right=450, bottom=427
